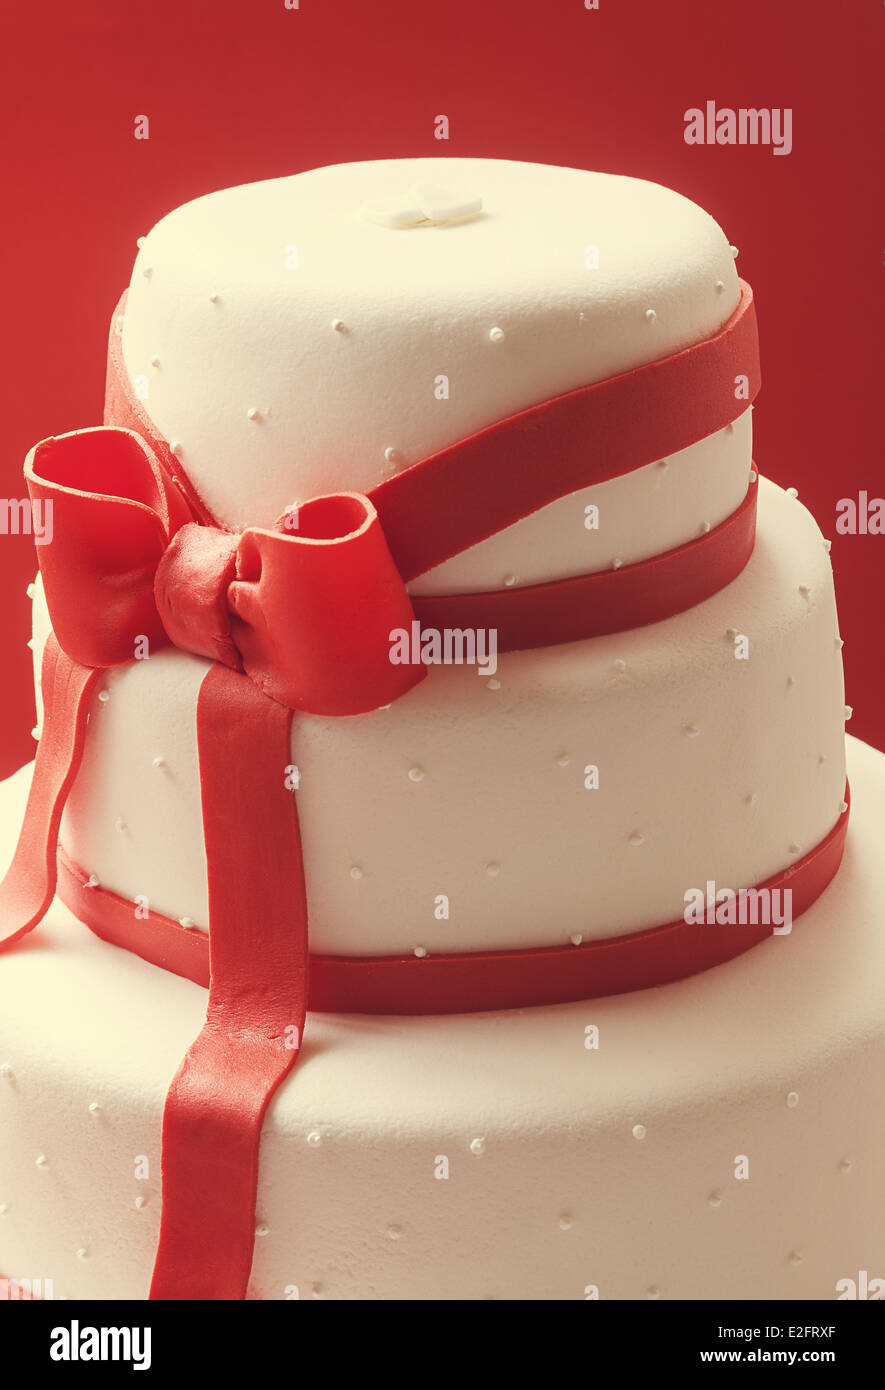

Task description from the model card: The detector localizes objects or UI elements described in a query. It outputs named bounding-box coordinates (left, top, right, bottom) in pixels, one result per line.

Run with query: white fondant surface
left=33, top=479, right=847, bottom=956
left=0, top=734, right=882, bottom=1301
left=120, top=158, right=746, bottom=590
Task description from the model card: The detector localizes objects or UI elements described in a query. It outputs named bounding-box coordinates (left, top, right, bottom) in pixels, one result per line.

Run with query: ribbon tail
left=0, top=635, right=99, bottom=950
left=150, top=663, right=308, bottom=1300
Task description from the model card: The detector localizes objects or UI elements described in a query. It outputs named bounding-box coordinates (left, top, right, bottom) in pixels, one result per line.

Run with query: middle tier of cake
left=32, top=477, right=847, bottom=957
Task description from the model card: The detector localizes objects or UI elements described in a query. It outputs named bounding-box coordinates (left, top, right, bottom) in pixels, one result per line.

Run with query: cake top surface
left=121, top=158, right=740, bottom=529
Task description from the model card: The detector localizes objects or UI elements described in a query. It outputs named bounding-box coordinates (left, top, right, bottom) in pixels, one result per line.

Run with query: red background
left=0, top=0, right=881, bottom=774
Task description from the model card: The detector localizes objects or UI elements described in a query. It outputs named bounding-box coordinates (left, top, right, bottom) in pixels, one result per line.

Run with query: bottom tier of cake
left=0, top=735, right=883, bottom=1301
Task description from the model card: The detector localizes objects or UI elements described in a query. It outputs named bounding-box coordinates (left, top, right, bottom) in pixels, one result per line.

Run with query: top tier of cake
left=121, top=158, right=748, bottom=595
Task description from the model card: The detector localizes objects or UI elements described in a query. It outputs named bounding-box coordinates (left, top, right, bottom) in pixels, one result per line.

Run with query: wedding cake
left=1, top=158, right=883, bottom=1301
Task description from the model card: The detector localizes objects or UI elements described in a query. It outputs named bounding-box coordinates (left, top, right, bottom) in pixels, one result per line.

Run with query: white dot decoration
left=349, top=866, right=364, bottom=881
left=612, top=557, right=623, bottom=570
left=170, top=441, right=184, bottom=457
left=247, top=407, right=261, bottom=422
left=628, top=831, right=645, bottom=848
left=26, top=581, right=36, bottom=599
left=0, top=1063, right=12, bottom=1081
left=209, top=293, right=219, bottom=304
left=486, top=678, right=502, bottom=691
left=503, top=573, right=518, bottom=587
left=469, top=1137, right=486, bottom=1156
left=786, top=1091, right=800, bottom=1108
left=306, top=1131, right=323, bottom=1147
left=570, top=933, right=583, bottom=947
left=31, top=725, right=40, bottom=741
left=387, top=1225, right=403, bottom=1241
left=708, top=1192, right=723, bottom=1208
left=556, top=754, right=570, bottom=767
left=115, top=315, right=125, bottom=335
left=88, top=1102, right=101, bottom=1117
left=786, top=487, right=798, bottom=499
left=255, top=1223, right=269, bottom=1237
left=725, top=421, right=735, bottom=435
left=152, top=756, right=167, bottom=770
left=407, top=766, right=424, bottom=782
left=36, top=1154, right=49, bottom=1169
left=115, top=818, right=127, bottom=833
left=142, top=267, right=152, bottom=279
left=97, top=690, right=110, bottom=703
left=331, top=319, right=346, bottom=333
left=76, top=1248, right=90, bottom=1262
left=179, top=917, right=197, bottom=930
left=844, top=705, right=853, bottom=720
left=824, top=539, right=833, bottom=553
left=558, top=1214, right=574, bottom=1231
left=613, top=659, right=626, bottom=674
left=485, top=862, right=501, bottom=878
left=489, top=326, right=505, bottom=343
left=840, top=800, right=849, bottom=814
left=730, top=245, right=739, bottom=257
left=150, top=356, right=161, bottom=369
left=136, top=236, right=146, bottom=248
left=645, top=309, right=657, bottom=323
left=700, top=521, right=711, bottom=534
left=86, top=874, right=100, bottom=888
left=0, top=1205, right=8, bottom=1217
left=413, top=946, right=428, bottom=959
left=715, top=280, right=725, bottom=293
left=384, top=447, right=401, bottom=465
left=749, top=468, right=758, bottom=482
left=632, top=1124, right=647, bottom=1140
left=134, top=1195, right=148, bottom=1210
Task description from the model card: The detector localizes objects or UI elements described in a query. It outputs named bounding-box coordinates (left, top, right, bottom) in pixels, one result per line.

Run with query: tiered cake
left=1, top=159, right=883, bottom=1301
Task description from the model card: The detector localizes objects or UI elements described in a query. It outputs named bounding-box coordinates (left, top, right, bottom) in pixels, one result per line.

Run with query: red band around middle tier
left=56, top=787, right=848, bottom=1017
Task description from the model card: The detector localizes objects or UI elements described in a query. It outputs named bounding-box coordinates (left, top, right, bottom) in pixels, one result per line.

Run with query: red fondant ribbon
left=105, top=283, right=761, bottom=581
left=0, top=638, right=99, bottom=946
left=0, top=279, right=775, bottom=1302
left=57, top=789, right=849, bottom=1014
left=151, top=665, right=307, bottom=1300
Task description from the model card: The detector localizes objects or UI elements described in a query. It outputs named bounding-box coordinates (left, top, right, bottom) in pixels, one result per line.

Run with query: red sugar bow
left=25, top=427, right=425, bottom=715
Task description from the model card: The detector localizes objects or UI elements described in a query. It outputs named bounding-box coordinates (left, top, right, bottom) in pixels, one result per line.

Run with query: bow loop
left=25, top=428, right=191, bottom=669
left=230, top=493, right=422, bottom=714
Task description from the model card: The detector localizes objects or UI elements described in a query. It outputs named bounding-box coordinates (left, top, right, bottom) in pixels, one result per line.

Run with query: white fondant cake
left=1, top=159, right=882, bottom=1300
left=121, top=159, right=748, bottom=590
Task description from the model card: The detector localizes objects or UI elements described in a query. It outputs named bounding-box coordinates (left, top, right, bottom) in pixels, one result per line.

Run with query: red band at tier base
left=56, top=790, right=849, bottom=1016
